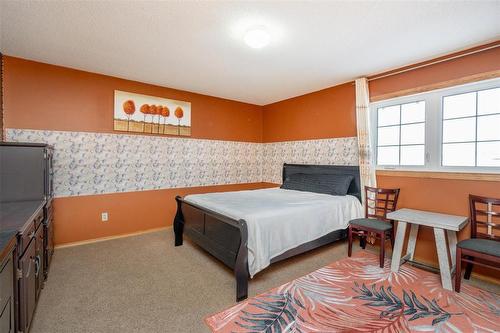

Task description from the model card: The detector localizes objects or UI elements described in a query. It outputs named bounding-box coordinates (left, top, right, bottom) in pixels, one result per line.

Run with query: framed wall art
left=114, top=90, right=191, bottom=136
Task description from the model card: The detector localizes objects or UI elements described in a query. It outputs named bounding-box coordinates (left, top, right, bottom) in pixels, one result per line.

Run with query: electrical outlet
left=101, top=212, right=109, bottom=222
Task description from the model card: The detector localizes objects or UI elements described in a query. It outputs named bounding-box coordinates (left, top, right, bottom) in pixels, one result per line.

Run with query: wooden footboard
left=173, top=196, right=250, bottom=301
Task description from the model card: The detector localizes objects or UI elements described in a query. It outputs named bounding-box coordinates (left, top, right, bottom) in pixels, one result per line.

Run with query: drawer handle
left=26, top=257, right=34, bottom=277
left=35, top=256, right=41, bottom=276
left=29, top=231, right=36, bottom=239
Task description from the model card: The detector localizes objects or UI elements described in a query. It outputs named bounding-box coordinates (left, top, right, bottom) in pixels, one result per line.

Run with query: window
left=371, top=78, right=500, bottom=172
left=442, top=88, right=500, bottom=167
left=376, top=101, right=425, bottom=166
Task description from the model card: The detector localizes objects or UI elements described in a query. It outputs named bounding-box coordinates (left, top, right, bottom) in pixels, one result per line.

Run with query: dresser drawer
left=18, top=239, right=37, bottom=332
left=18, top=210, right=43, bottom=256
left=44, top=200, right=53, bottom=223
left=0, top=251, right=14, bottom=326
left=44, top=216, right=54, bottom=277
left=34, top=208, right=44, bottom=229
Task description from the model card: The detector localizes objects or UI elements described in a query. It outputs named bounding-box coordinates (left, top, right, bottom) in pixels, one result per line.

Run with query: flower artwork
left=174, top=106, right=184, bottom=135
left=114, top=90, right=191, bottom=136
left=148, top=105, right=157, bottom=133
left=160, top=106, right=170, bottom=134
left=122, top=100, right=135, bottom=131
left=139, top=104, right=150, bottom=132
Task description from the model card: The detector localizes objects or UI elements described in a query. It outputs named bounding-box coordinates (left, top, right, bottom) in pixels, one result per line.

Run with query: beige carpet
left=30, top=229, right=498, bottom=333
left=30, top=229, right=353, bottom=332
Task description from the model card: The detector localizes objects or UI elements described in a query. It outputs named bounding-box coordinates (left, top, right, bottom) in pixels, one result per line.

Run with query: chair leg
left=360, top=232, right=366, bottom=249
left=379, top=232, right=385, bottom=268
left=464, top=256, right=474, bottom=280
left=348, top=226, right=353, bottom=257
left=455, top=247, right=462, bottom=292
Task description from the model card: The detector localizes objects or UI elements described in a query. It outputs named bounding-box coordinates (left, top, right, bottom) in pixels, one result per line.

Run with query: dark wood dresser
left=0, top=142, right=54, bottom=333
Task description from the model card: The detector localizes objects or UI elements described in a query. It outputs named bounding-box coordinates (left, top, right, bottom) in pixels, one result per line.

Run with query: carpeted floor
left=30, top=229, right=498, bottom=333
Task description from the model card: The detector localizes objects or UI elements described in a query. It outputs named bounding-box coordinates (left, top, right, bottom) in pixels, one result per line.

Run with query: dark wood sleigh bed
left=173, top=164, right=361, bottom=301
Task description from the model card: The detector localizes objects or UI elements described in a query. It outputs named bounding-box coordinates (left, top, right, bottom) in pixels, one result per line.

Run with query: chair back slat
left=487, top=203, right=493, bottom=236
left=475, top=209, right=500, bottom=217
left=365, top=186, right=400, bottom=222
left=371, top=206, right=396, bottom=212
left=478, top=222, right=500, bottom=228
left=469, top=195, right=500, bottom=241
left=477, top=232, right=498, bottom=240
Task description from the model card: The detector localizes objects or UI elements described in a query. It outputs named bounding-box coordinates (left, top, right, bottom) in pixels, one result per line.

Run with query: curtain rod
left=365, top=43, right=500, bottom=82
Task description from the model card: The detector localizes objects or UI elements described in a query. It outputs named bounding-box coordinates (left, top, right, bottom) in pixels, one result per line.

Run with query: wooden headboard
left=282, top=163, right=361, bottom=202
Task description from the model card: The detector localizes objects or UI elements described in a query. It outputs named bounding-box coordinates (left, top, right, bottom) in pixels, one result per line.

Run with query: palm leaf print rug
left=205, top=252, right=499, bottom=332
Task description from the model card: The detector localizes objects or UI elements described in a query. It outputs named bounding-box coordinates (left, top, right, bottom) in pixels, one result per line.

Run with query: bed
left=173, top=164, right=363, bottom=301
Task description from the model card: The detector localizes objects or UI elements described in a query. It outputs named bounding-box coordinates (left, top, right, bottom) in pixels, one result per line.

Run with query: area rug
left=205, top=252, right=499, bottom=332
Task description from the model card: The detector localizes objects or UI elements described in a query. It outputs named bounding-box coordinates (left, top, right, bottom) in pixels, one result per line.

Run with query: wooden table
left=387, top=208, right=468, bottom=291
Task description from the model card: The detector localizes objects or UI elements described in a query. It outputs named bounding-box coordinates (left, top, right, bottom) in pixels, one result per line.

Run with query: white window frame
left=370, top=77, right=500, bottom=173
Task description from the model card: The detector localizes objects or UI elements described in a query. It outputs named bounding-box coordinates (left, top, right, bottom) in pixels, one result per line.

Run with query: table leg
left=391, top=221, right=407, bottom=272
left=405, top=224, right=419, bottom=261
left=447, top=230, right=458, bottom=272
left=434, top=228, right=453, bottom=291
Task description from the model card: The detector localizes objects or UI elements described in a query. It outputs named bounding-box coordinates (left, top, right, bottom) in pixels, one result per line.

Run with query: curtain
left=355, top=77, right=376, bottom=205
left=355, top=78, right=377, bottom=244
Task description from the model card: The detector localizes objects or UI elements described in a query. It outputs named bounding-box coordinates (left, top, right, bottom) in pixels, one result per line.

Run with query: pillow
left=281, top=173, right=354, bottom=196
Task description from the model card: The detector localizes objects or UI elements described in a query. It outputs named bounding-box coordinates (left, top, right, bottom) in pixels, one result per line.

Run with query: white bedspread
left=184, top=188, right=363, bottom=277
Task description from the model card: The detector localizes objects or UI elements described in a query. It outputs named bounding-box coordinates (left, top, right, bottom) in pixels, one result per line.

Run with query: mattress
left=184, top=188, right=364, bottom=277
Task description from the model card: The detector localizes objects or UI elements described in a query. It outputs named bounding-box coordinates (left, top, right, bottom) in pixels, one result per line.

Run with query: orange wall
left=369, top=42, right=500, bottom=99
left=3, top=56, right=263, bottom=142
left=2, top=56, right=268, bottom=244
left=377, top=175, right=499, bottom=281
left=376, top=176, right=500, bottom=262
left=54, top=182, right=277, bottom=245
left=0, top=54, right=3, bottom=140
left=263, top=82, right=356, bottom=142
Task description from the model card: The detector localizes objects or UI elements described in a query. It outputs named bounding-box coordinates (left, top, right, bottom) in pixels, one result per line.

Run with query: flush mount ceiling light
left=244, top=27, right=271, bottom=49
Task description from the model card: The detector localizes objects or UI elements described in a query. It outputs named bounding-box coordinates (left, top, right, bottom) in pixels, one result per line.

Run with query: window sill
left=376, top=169, right=500, bottom=182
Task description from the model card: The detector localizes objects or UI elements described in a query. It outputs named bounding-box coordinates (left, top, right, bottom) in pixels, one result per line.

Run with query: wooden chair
left=348, top=186, right=400, bottom=268
left=455, top=195, right=500, bottom=292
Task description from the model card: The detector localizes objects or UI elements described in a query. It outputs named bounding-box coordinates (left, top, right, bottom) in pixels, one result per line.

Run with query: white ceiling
left=1, top=1, right=499, bottom=105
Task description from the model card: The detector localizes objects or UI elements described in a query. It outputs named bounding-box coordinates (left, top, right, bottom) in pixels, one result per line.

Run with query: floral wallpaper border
left=6, top=129, right=358, bottom=197
left=263, top=137, right=359, bottom=184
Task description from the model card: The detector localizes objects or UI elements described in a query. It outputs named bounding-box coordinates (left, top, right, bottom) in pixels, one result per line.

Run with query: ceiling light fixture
left=244, top=27, right=271, bottom=49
